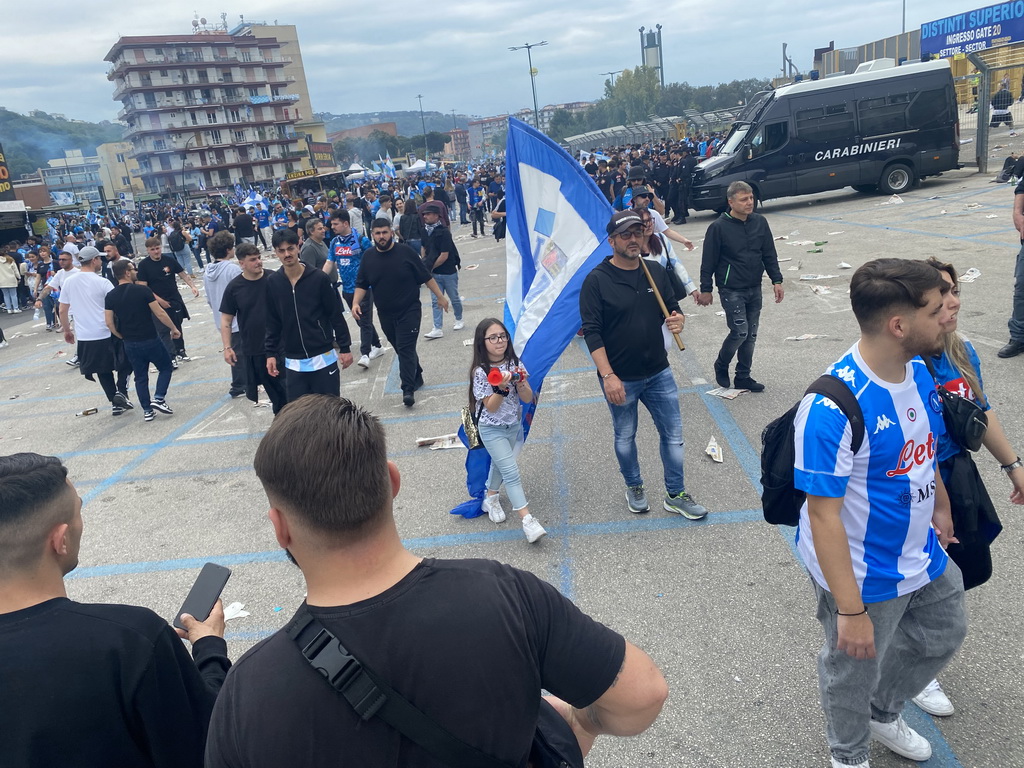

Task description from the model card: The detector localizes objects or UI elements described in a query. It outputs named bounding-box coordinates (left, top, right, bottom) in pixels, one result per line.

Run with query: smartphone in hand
left=172, top=563, right=231, bottom=630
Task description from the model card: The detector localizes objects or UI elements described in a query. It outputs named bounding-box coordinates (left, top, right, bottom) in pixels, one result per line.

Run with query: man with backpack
left=203, top=395, right=668, bottom=768
left=789, top=258, right=966, bottom=768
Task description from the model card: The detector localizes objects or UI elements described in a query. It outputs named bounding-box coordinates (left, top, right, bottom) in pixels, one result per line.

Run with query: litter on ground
left=786, top=334, right=829, bottom=341
left=960, top=268, right=982, bottom=283
left=706, top=437, right=724, bottom=463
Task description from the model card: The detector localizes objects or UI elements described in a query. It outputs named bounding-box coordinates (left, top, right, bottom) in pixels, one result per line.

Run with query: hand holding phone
left=173, top=563, right=231, bottom=633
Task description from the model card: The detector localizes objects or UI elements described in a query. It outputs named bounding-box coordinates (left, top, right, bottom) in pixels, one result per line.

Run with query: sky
left=3, top=0, right=979, bottom=125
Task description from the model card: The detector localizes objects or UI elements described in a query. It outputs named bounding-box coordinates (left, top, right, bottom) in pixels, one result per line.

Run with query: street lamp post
left=509, top=42, right=549, bottom=131
left=416, top=94, right=429, bottom=164
left=61, top=151, right=80, bottom=208
left=601, top=70, right=623, bottom=87
left=180, top=134, right=197, bottom=205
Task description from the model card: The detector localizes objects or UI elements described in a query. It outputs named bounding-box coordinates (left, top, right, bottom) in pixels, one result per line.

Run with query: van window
left=796, top=105, right=855, bottom=142
left=750, top=122, right=789, bottom=157
left=907, top=88, right=951, bottom=128
left=858, top=93, right=911, bottom=136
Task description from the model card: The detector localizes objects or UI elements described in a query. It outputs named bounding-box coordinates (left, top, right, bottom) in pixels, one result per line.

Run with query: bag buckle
left=302, top=628, right=362, bottom=691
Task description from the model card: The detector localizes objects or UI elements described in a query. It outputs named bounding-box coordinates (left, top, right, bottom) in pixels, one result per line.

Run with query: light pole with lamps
left=600, top=70, right=623, bottom=87
left=416, top=94, right=429, bottom=164
left=179, top=134, right=197, bottom=204
left=509, top=41, right=548, bottom=131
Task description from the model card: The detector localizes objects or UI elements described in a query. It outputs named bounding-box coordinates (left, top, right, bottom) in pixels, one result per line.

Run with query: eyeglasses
left=640, top=218, right=652, bottom=224
left=616, top=229, right=645, bottom=240
left=485, top=333, right=509, bottom=343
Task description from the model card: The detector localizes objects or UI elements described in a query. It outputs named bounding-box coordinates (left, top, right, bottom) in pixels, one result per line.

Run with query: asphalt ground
left=1, top=169, right=1022, bottom=767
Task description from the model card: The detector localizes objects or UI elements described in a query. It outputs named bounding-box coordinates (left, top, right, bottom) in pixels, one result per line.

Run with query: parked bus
left=690, top=59, right=960, bottom=211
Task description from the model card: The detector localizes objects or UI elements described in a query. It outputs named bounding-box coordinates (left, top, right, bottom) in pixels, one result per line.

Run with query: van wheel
left=879, top=164, right=914, bottom=195
left=853, top=184, right=878, bottom=194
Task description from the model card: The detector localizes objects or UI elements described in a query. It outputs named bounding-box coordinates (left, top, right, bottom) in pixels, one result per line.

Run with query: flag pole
left=637, top=257, right=685, bottom=351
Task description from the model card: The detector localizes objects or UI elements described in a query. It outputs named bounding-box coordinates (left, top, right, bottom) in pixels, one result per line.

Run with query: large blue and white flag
left=451, top=117, right=613, bottom=518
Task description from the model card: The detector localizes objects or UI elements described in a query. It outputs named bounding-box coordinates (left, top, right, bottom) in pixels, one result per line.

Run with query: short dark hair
left=850, top=258, right=949, bottom=333
left=272, top=228, right=299, bottom=248
left=330, top=209, right=350, bottom=224
left=236, top=242, right=260, bottom=260
left=208, top=230, right=235, bottom=260
left=0, top=454, right=71, bottom=574
left=94, top=239, right=111, bottom=251
left=112, top=259, right=134, bottom=280
left=370, top=218, right=392, bottom=232
left=253, top=396, right=391, bottom=543
left=145, top=236, right=161, bottom=249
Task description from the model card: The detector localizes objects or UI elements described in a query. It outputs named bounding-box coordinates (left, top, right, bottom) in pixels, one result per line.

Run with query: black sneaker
left=151, top=399, right=174, bottom=415
left=112, top=392, right=130, bottom=409
left=402, top=391, right=415, bottom=407
left=713, top=359, right=730, bottom=388
left=228, top=388, right=245, bottom=398
left=734, top=376, right=765, bottom=393
left=143, top=410, right=155, bottom=422
left=66, top=355, right=80, bottom=367
left=997, top=339, right=1024, bottom=358
left=112, top=405, right=125, bottom=417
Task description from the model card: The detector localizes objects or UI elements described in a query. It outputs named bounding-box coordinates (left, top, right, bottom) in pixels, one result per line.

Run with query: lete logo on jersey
left=886, top=433, right=936, bottom=477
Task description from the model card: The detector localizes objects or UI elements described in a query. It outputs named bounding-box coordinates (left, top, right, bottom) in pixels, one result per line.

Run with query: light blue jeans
left=601, top=365, right=686, bottom=494
left=171, top=248, right=194, bottom=276
left=1, top=287, right=18, bottom=311
left=431, top=271, right=463, bottom=329
left=479, top=421, right=528, bottom=510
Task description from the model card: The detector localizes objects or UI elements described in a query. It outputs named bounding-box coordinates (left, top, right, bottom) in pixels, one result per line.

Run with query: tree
left=547, top=109, right=585, bottom=142
left=486, top=127, right=508, bottom=154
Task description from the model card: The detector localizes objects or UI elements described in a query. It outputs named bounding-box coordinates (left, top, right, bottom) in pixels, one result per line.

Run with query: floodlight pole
left=509, top=42, right=548, bottom=131
left=416, top=94, right=428, bottom=163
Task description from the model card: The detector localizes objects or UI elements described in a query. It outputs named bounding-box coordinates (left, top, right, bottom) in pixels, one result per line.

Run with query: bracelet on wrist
left=601, top=372, right=615, bottom=380
left=836, top=607, right=867, bottom=617
left=491, top=385, right=510, bottom=397
left=1000, top=456, right=1022, bottom=472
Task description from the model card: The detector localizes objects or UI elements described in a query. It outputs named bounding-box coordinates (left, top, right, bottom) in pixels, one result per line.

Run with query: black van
left=690, top=59, right=959, bottom=211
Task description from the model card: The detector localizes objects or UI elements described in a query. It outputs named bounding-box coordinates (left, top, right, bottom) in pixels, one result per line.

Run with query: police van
left=690, top=59, right=959, bottom=211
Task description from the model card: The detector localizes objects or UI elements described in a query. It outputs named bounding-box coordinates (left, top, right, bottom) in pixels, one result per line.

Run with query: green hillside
left=0, top=109, right=123, bottom=178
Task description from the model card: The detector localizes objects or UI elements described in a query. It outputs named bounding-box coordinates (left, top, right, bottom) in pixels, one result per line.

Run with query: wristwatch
left=1001, top=456, right=1023, bottom=473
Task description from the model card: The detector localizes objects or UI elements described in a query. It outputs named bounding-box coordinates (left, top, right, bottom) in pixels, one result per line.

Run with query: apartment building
left=105, top=33, right=311, bottom=197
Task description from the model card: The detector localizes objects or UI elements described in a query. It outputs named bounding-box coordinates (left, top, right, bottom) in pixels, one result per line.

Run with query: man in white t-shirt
left=58, top=247, right=134, bottom=416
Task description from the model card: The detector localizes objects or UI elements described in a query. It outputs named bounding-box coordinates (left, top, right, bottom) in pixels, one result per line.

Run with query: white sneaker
left=868, top=716, right=931, bottom=761
left=357, top=354, right=370, bottom=369
left=482, top=493, right=506, bottom=523
left=830, top=758, right=869, bottom=768
left=453, top=320, right=465, bottom=331
left=368, top=346, right=386, bottom=359
left=0, top=340, right=8, bottom=348
left=424, top=328, right=443, bottom=339
left=912, top=678, right=954, bottom=717
left=522, top=514, right=547, bottom=543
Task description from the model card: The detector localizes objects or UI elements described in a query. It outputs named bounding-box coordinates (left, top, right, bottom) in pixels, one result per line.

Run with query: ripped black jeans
left=716, top=286, right=762, bottom=379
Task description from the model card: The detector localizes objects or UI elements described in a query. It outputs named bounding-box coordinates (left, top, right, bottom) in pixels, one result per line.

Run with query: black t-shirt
left=0, top=597, right=229, bottom=768
left=220, top=270, right=274, bottom=356
left=355, top=242, right=431, bottom=316
left=205, top=558, right=624, bottom=768
left=423, top=225, right=460, bottom=275
left=105, top=283, right=158, bottom=341
left=234, top=213, right=256, bottom=238
left=136, top=254, right=184, bottom=306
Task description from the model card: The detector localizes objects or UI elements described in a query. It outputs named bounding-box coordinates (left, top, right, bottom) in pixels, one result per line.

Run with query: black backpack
left=760, top=374, right=865, bottom=526
left=168, top=229, right=186, bottom=252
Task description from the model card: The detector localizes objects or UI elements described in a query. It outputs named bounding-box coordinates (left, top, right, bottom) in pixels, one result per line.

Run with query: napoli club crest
left=928, top=390, right=942, bottom=414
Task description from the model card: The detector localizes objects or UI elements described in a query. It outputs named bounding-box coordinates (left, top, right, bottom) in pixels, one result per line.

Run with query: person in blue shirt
left=328, top=210, right=384, bottom=369
left=272, top=203, right=289, bottom=232
left=467, top=179, right=487, bottom=238
left=794, top=258, right=966, bottom=768
left=251, top=205, right=270, bottom=251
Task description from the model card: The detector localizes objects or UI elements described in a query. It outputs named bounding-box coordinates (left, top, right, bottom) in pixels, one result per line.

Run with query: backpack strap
left=286, top=606, right=512, bottom=768
left=805, top=374, right=865, bottom=454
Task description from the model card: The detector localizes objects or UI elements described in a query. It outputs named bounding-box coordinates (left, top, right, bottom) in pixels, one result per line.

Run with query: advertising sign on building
left=0, top=143, right=15, bottom=201
left=308, top=142, right=336, bottom=169
left=286, top=168, right=318, bottom=181
left=921, top=2, right=1024, bottom=57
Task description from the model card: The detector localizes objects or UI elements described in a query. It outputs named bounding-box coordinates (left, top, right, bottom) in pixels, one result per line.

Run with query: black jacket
left=265, top=265, right=351, bottom=360
left=423, top=224, right=460, bottom=274
left=579, top=257, right=680, bottom=381
left=700, top=211, right=783, bottom=293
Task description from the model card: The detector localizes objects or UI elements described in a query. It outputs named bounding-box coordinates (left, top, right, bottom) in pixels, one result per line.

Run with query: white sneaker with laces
left=357, top=354, right=370, bottom=369
left=868, top=715, right=931, bottom=761
left=830, top=758, right=869, bottom=768
left=453, top=320, right=465, bottom=331
left=368, top=346, right=386, bottom=359
left=912, top=678, right=954, bottom=716
left=424, top=328, right=443, bottom=339
left=522, top=514, right=547, bottom=543
left=482, top=493, right=506, bottom=523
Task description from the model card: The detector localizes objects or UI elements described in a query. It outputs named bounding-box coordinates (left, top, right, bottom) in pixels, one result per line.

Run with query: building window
left=154, top=139, right=167, bottom=151
left=160, top=70, right=168, bottom=77
left=207, top=111, right=217, bottom=124
left=121, top=176, right=130, bottom=186
left=191, top=112, right=199, bottom=125
left=261, top=145, right=271, bottom=159
left=241, top=50, right=252, bottom=62
left=210, top=130, right=222, bottom=144
left=233, top=130, right=246, bottom=143
left=249, top=87, right=260, bottom=98
left=115, top=153, right=125, bottom=163
left=229, top=109, right=241, bottom=122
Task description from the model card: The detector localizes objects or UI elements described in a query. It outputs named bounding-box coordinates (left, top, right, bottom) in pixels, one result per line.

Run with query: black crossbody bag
left=286, top=607, right=584, bottom=768
left=922, top=358, right=988, bottom=452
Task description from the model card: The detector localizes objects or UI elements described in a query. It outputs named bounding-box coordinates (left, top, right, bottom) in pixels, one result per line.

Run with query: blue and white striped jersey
left=793, top=343, right=948, bottom=603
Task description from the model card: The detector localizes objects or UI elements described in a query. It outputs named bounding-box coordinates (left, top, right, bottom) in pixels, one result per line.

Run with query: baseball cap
left=77, top=246, right=101, bottom=263
left=606, top=211, right=644, bottom=236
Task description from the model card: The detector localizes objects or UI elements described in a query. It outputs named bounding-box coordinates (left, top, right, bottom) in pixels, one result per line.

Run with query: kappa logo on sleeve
left=874, top=414, right=896, bottom=434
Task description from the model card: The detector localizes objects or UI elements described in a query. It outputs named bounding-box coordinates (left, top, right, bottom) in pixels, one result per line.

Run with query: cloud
left=4, top=0, right=977, bottom=124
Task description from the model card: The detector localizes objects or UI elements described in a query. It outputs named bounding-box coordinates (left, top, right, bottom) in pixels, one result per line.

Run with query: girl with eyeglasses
left=467, top=318, right=547, bottom=543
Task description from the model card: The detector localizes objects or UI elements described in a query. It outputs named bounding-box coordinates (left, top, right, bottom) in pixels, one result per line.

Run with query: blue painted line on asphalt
left=903, top=706, right=965, bottom=768
left=68, top=508, right=764, bottom=580
left=80, top=397, right=234, bottom=504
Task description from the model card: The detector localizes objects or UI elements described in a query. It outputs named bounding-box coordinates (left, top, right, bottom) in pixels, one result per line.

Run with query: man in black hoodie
left=265, top=229, right=352, bottom=402
left=698, top=181, right=784, bottom=393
